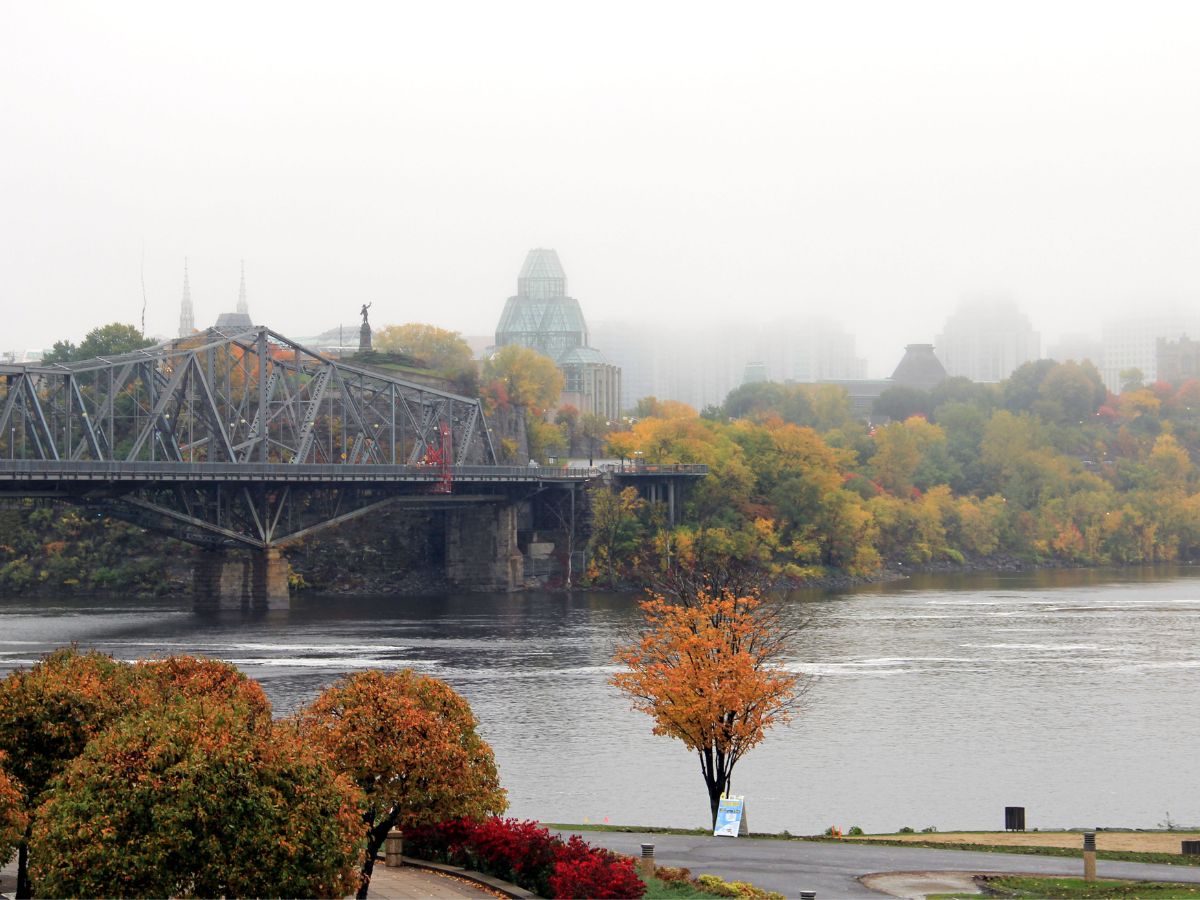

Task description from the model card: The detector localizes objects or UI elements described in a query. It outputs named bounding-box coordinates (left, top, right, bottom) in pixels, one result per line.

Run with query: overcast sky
left=3, top=1, right=1198, bottom=375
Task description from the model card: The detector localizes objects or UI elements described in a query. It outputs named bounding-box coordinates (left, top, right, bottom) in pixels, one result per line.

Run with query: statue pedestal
left=359, top=322, right=372, bottom=353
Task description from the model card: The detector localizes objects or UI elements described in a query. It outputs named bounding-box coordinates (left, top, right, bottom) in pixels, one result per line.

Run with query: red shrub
left=403, top=818, right=645, bottom=899
left=465, top=817, right=559, bottom=894
left=549, top=835, right=646, bottom=899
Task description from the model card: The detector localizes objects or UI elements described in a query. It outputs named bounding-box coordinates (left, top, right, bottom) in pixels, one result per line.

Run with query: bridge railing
left=0, top=459, right=708, bottom=483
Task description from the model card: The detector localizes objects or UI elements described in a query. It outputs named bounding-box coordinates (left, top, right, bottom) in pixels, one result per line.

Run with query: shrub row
left=404, top=816, right=646, bottom=899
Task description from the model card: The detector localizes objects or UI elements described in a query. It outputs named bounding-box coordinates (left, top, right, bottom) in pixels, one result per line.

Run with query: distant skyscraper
left=588, top=321, right=658, bottom=410
left=1157, top=335, right=1200, bottom=386
left=494, top=249, right=621, bottom=419
left=1100, top=310, right=1200, bottom=391
left=178, top=258, right=194, bottom=337
left=936, top=297, right=1039, bottom=383
left=1046, top=333, right=1104, bottom=366
left=759, top=317, right=868, bottom=383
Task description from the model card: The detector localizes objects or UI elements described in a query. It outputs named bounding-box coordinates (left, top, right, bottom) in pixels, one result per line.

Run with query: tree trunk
left=16, top=833, right=30, bottom=900
left=357, top=811, right=398, bottom=900
left=700, top=749, right=729, bottom=830
left=356, top=845, right=375, bottom=900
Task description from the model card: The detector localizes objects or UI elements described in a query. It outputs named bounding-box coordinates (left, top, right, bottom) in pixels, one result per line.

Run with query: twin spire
left=178, top=259, right=251, bottom=337
left=178, top=258, right=194, bottom=337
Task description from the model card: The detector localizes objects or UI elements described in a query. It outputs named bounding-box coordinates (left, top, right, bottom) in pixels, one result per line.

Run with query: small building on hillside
left=822, top=343, right=949, bottom=421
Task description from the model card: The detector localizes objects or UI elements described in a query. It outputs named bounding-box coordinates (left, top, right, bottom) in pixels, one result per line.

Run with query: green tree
left=587, top=485, right=647, bottom=585
left=296, top=670, right=507, bottom=899
left=579, top=412, right=610, bottom=464
left=77, top=323, right=154, bottom=359
left=869, top=417, right=948, bottom=496
left=527, top=417, right=567, bottom=464
left=1120, top=367, right=1146, bottom=393
left=873, top=385, right=930, bottom=422
left=554, top=404, right=581, bottom=452
left=1033, top=360, right=1107, bottom=424
left=39, top=340, right=77, bottom=364
left=40, top=324, right=154, bottom=365
left=1004, top=359, right=1058, bottom=412
left=30, top=700, right=363, bottom=899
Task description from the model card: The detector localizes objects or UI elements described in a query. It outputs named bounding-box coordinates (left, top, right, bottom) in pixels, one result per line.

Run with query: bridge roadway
left=0, top=460, right=708, bottom=489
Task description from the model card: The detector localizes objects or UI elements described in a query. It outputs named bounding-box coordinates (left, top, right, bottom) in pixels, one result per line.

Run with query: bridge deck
left=0, top=461, right=707, bottom=485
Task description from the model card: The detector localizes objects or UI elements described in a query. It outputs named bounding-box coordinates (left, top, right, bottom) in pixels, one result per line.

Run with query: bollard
left=639, top=843, right=655, bottom=880
left=385, top=830, right=404, bottom=867
left=1083, top=832, right=1096, bottom=882
left=799, top=891, right=816, bottom=899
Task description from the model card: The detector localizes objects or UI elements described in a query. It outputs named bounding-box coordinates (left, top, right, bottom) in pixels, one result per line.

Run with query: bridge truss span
left=0, top=326, right=497, bottom=468
left=0, top=327, right=708, bottom=552
left=0, top=326, right=503, bottom=547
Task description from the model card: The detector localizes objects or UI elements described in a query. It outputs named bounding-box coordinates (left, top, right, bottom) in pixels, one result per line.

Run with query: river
left=1, top=567, right=1197, bottom=835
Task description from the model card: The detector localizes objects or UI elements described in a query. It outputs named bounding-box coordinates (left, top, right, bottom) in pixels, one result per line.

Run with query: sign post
left=713, top=796, right=749, bottom=837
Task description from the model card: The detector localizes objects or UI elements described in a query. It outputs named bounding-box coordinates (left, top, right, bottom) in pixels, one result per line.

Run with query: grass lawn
left=642, top=874, right=727, bottom=898
left=932, top=875, right=1200, bottom=898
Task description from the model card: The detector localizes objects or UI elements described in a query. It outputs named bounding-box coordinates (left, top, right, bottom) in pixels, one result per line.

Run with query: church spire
left=237, top=259, right=249, bottom=315
left=178, top=257, right=194, bottom=337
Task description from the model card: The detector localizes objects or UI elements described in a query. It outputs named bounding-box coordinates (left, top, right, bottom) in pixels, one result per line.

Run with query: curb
left=389, top=856, right=538, bottom=899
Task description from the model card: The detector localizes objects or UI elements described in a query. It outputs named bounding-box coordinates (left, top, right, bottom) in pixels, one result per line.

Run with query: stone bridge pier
left=445, top=503, right=524, bottom=592
left=193, top=548, right=291, bottom=610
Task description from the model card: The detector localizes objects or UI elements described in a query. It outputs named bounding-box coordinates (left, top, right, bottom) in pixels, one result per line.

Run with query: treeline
left=585, top=360, right=1200, bottom=584
left=0, top=507, right=183, bottom=596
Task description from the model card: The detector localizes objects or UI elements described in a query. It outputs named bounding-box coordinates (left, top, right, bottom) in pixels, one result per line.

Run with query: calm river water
left=1, top=568, right=1197, bottom=834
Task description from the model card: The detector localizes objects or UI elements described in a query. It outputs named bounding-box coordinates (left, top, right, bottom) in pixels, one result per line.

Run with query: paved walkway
left=363, top=862, right=496, bottom=898
left=0, top=858, right=495, bottom=899
left=560, top=829, right=1200, bottom=898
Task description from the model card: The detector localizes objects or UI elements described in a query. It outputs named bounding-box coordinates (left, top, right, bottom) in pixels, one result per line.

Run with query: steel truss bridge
left=0, top=326, right=705, bottom=550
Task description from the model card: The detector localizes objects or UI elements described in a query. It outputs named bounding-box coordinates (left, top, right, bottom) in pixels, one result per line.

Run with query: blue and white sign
left=713, top=796, right=748, bottom=837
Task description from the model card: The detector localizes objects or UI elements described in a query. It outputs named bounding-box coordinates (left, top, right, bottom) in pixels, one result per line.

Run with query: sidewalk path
left=362, top=862, right=499, bottom=898
left=556, top=829, right=1200, bottom=898
left=0, top=858, right=497, bottom=899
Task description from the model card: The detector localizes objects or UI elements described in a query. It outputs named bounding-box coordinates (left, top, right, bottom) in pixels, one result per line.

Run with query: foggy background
left=2, top=1, right=1198, bottom=377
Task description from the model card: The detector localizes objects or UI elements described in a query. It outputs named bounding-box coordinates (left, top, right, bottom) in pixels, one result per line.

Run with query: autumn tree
left=373, top=323, right=477, bottom=391
left=0, top=647, right=134, bottom=898
left=296, top=669, right=507, bottom=899
left=30, top=699, right=363, bottom=899
left=0, top=755, right=26, bottom=871
left=611, top=568, right=803, bottom=827
left=132, top=654, right=273, bottom=722
left=482, top=345, right=564, bottom=415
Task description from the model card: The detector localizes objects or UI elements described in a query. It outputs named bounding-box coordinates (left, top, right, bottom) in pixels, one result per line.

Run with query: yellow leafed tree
left=611, top=569, right=804, bottom=827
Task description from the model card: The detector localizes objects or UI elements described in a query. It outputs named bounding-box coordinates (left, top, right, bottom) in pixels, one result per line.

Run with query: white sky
left=2, top=1, right=1198, bottom=376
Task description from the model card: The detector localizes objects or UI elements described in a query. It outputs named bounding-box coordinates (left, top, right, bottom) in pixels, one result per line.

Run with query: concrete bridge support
left=445, top=503, right=524, bottom=592
left=193, top=548, right=291, bottom=610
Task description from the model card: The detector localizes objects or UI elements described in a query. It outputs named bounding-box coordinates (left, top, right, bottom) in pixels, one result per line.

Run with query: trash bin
left=1005, top=806, right=1026, bottom=831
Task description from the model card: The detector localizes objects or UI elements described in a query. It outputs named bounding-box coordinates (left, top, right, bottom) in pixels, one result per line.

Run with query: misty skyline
left=3, top=2, right=1199, bottom=377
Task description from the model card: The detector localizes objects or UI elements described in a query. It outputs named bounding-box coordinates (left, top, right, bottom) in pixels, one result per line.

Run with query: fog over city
left=3, top=1, right=1198, bottom=378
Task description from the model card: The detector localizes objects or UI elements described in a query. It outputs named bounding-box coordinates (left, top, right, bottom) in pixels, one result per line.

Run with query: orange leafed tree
left=296, top=669, right=507, bottom=899
left=611, top=569, right=804, bottom=827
